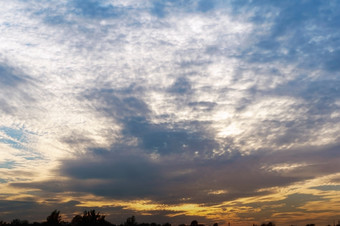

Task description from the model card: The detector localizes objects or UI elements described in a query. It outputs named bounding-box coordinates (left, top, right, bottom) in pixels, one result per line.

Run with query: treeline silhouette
left=0, top=210, right=214, bottom=226
left=1, top=210, right=339, bottom=226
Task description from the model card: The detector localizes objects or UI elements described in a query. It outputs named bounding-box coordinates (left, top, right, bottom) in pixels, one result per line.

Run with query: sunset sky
left=1, top=1, right=340, bottom=225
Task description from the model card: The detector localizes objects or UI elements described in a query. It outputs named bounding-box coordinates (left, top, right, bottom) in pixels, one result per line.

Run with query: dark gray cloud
left=58, top=143, right=340, bottom=205
left=0, top=198, right=138, bottom=225
left=0, top=199, right=82, bottom=223
left=238, top=193, right=327, bottom=223
left=0, top=64, right=26, bottom=87
left=0, top=199, right=43, bottom=222
left=13, top=147, right=310, bottom=205
left=80, top=86, right=219, bottom=156
left=82, top=87, right=150, bottom=120
left=168, top=77, right=192, bottom=95
left=0, top=63, right=36, bottom=115
left=122, top=117, right=219, bottom=156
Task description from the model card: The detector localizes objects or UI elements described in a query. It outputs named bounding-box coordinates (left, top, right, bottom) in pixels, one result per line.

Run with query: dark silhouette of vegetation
left=120, top=216, right=169, bottom=226
left=0, top=212, right=172, bottom=226
left=0, top=210, right=337, bottom=226
left=253, top=223, right=275, bottom=226
left=11, top=219, right=28, bottom=226
left=46, top=210, right=61, bottom=226
left=190, top=220, right=198, bottom=226
left=123, top=216, right=137, bottom=226
left=71, top=210, right=110, bottom=226
left=260, top=222, right=275, bottom=226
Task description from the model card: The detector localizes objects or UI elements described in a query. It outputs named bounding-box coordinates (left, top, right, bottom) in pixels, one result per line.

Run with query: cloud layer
left=1, top=0, right=340, bottom=225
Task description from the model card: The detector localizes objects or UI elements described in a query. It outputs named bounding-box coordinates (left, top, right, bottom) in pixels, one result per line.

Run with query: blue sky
left=1, top=1, right=340, bottom=225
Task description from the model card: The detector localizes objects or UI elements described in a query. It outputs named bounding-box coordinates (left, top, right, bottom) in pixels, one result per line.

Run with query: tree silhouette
left=83, top=210, right=104, bottom=225
left=124, top=216, right=137, bottom=226
left=71, top=215, right=83, bottom=226
left=261, top=222, right=275, bottom=226
left=11, top=219, right=28, bottom=226
left=71, top=210, right=110, bottom=226
left=46, top=210, right=61, bottom=226
left=1, top=210, right=327, bottom=226
left=190, top=220, right=198, bottom=226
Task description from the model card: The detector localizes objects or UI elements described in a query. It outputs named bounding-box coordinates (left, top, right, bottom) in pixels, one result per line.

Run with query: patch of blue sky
left=311, top=185, right=340, bottom=191
left=0, top=178, right=7, bottom=183
left=25, top=43, right=37, bottom=47
left=29, top=2, right=70, bottom=26
left=0, top=160, right=16, bottom=169
left=1, top=22, right=11, bottom=27
left=197, top=0, right=215, bottom=12
left=0, top=127, right=43, bottom=161
left=0, top=127, right=32, bottom=150
left=24, top=156, right=43, bottom=161
left=43, top=15, right=69, bottom=25
left=70, top=0, right=121, bottom=19
left=0, top=127, right=26, bottom=142
left=150, top=0, right=218, bottom=17
left=0, top=138, right=22, bottom=149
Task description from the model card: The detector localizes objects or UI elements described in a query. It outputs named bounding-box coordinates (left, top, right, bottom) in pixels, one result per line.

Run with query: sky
left=0, top=0, right=340, bottom=225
